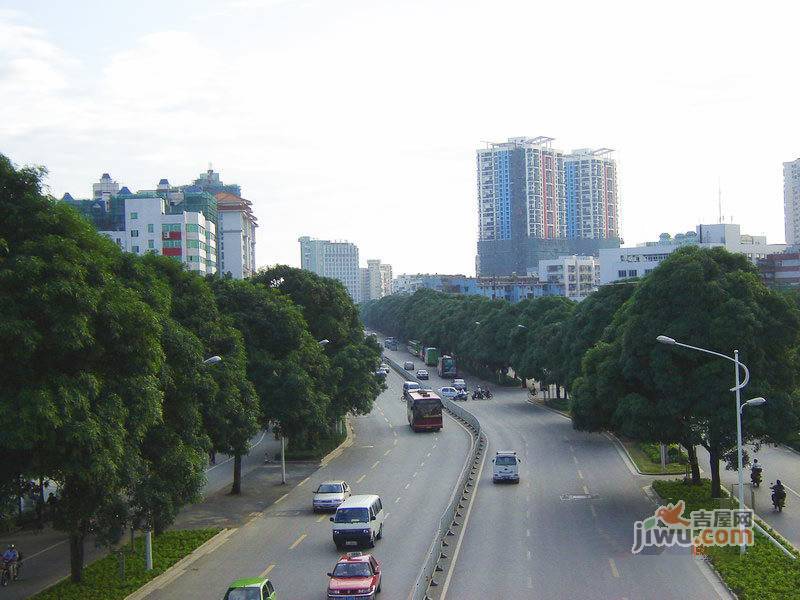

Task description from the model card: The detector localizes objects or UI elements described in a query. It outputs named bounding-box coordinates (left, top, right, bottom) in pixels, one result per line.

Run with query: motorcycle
left=484, top=388, right=493, bottom=399
left=0, top=558, right=19, bottom=587
left=750, top=468, right=762, bottom=488
left=472, top=389, right=484, bottom=400
left=771, top=486, right=786, bottom=512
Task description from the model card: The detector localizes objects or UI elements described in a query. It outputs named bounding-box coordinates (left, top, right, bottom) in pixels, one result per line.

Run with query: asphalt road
left=145, top=369, right=471, bottom=599
left=380, top=343, right=728, bottom=600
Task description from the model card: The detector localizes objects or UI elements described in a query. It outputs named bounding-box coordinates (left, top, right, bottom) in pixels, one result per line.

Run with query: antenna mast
left=718, top=178, right=723, bottom=224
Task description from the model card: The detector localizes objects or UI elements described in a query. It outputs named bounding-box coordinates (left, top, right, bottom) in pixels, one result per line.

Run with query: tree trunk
left=708, top=446, right=722, bottom=498
left=69, top=532, right=85, bottom=583
left=685, top=444, right=701, bottom=484
left=231, top=453, right=242, bottom=495
left=36, top=477, right=44, bottom=528
left=556, top=384, right=562, bottom=400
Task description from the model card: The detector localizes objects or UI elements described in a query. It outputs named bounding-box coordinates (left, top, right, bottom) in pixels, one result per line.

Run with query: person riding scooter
left=483, top=387, right=492, bottom=399
left=750, top=459, right=763, bottom=488
left=472, top=387, right=484, bottom=400
left=771, top=480, right=787, bottom=512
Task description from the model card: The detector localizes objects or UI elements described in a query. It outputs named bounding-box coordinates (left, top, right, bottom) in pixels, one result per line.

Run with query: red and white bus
left=406, top=389, right=443, bottom=432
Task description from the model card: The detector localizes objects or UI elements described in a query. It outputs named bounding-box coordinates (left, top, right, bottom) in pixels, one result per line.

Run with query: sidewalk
left=0, top=432, right=290, bottom=600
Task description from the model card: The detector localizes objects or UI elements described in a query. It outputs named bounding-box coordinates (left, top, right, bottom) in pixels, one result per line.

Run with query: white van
left=330, top=494, right=385, bottom=549
left=402, top=381, right=420, bottom=401
left=492, top=451, right=520, bottom=483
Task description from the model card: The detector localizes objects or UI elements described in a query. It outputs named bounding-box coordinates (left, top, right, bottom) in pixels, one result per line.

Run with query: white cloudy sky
left=2, top=0, right=799, bottom=274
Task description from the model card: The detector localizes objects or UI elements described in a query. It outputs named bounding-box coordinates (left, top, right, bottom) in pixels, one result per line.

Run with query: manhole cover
left=560, top=493, right=599, bottom=500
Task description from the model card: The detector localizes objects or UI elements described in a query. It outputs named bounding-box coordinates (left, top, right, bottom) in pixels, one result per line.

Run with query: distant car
left=380, top=363, right=389, bottom=371
left=438, top=386, right=458, bottom=399
left=223, top=577, right=276, bottom=600
left=403, top=361, right=415, bottom=371
left=327, top=552, right=382, bottom=599
left=402, top=381, right=420, bottom=400
left=416, top=369, right=429, bottom=380
left=374, top=370, right=387, bottom=379
left=313, top=480, right=352, bottom=512
left=492, top=451, right=521, bottom=484
left=452, top=378, right=467, bottom=391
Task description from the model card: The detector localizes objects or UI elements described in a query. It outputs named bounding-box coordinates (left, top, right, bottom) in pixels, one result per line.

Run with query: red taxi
left=326, top=552, right=382, bottom=599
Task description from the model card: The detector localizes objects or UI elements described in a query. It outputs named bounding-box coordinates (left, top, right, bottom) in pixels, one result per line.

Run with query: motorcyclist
left=750, top=459, right=763, bottom=487
left=771, top=480, right=787, bottom=510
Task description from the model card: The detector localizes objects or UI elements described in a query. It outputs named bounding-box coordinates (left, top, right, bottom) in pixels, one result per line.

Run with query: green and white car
left=223, top=577, right=277, bottom=600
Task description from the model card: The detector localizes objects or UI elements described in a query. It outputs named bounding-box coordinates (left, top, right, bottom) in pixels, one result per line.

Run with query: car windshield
left=496, top=456, right=517, bottom=466
left=316, top=483, right=343, bottom=494
left=224, top=588, right=262, bottom=600
left=334, top=507, right=369, bottom=523
left=332, top=562, right=372, bottom=577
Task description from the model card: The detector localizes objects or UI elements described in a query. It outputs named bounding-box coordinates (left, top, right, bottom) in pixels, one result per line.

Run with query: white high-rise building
left=215, top=192, right=257, bottom=278
left=784, top=159, right=800, bottom=245
left=93, top=173, right=119, bottom=200
left=299, top=236, right=361, bottom=302
left=565, top=149, right=619, bottom=240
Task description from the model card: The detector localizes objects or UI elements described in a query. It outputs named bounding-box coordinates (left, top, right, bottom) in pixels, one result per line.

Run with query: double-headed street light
left=656, top=335, right=765, bottom=554
left=203, top=355, right=222, bottom=365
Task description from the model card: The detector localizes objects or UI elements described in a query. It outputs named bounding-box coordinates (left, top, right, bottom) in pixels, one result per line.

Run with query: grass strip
left=623, top=441, right=686, bottom=475
left=31, top=528, right=220, bottom=600
left=653, top=479, right=800, bottom=600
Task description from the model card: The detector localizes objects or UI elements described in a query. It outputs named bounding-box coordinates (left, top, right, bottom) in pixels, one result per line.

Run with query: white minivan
left=492, top=451, right=520, bottom=483
left=330, top=494, right=385, bottom=549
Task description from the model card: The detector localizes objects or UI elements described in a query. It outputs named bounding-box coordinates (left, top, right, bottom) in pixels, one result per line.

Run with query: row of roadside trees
left=361, top=246, right=800, bottom=499
left=0, top=156, right=384, bottom=581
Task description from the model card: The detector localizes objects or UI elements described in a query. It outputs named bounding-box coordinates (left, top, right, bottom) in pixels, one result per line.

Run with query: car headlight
left=362, top=528, right=371, bottom=534
left=356, top=588, right=373, bottom=594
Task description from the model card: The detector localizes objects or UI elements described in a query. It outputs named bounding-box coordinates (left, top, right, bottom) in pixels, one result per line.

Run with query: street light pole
left=281, top=435, right=286, bottom=484
left=656, top=336, right=753, bottom=554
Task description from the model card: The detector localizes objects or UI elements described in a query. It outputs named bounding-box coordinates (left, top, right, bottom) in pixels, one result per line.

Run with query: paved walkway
left=0, top=432, right=297, bottom=599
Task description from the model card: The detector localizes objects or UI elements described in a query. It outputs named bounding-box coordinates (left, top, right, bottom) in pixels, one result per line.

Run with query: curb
left=320, top=417, right=355, bottom=468
left=124, top=527, right=236, bottom=600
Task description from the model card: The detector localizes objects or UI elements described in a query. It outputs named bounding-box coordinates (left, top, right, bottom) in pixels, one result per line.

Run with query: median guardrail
left=382, top=354, right=486, bottom=600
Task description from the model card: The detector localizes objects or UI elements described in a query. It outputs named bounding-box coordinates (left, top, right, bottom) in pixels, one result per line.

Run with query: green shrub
left=31, top=528, right=220, bottom=600
left=640, top=442, right=688, bottom=465
left=652, top=479, right=800, bottom=599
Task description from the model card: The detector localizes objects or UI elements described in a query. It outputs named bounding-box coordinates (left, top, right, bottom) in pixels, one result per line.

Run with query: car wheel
left=377, top=524, right=383, bottom=540
left=368, top=532, right=375, bottom=548
left=377, top=581, right=382, bottom=593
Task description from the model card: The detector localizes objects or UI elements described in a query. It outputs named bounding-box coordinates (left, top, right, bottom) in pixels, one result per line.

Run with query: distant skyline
left=2, top=0, right=799, bottom=275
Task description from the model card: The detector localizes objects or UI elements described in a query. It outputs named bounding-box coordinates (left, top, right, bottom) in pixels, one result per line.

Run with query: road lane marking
left=583, top=485, right=590, bottom=495
left=371, top=460, right=380, bottom=469
left=783, top=482, right=800, bottom=499
left=526, top=510, right=530, bottom=519
left=275, top=493, right=289, bottom=504
left=527, top=576, right=533, bottom=589
left=426, top=452, right=431, bottom=457
left=440, top=437, right=488, bottom=599
left=573, top=456, right=579, bottom=465
left=433, top=444, right=437, bottom=449
left=405, top=483, right=410, bottom=489
left=527, top=550, right=531, bottom=560
left=19, top=539, right=68, bottom=561
left=577, top=470, right=584, bottom=480
left=384, top=449, right=392, bottom=456
left=316, top=515, right=326, bottom=522
left=420, top=461, right=425, bottom=467
left=526, top=529, right=531, bottom=537
left=298, top=477, right=309, bottom=486
left=356, top=474, right=366, bottom=483
left=384, top=417, right=390, bottom=423
left=259, top=564, right=276, bottom=578
left=590, top=505, right=598, bottom=518
left=413, top=471, right=418, bottom=478
left=289, top=533, right=307, bottom=550
left=393, top=431, right=398, bottom=437
left=608, top=558, right=620, bottom=578
left=395, top=497, right=401, bottom=503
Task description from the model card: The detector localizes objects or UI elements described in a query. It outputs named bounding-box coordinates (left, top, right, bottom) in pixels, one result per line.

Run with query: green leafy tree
left=0, top=155, right=164, bottom=581
left=572, top=246, right=800, bottom=496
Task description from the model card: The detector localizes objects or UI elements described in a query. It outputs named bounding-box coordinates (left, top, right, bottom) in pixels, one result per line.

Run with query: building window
left=187, top=255, right=199, bottom=262
left=147, top=224, right=154, bottom=233
left=187, top=239, right=200, bottom=249
left=130, top=230, right=139, bottom=237
left=618, top=270, right=627, bottom=278
left=148, top=240, right=155, bottom=249
left=162, top=223, right=181, bottom=232
left=132, top=245, right=140, bottom=253
left=186, top=224, right=199, bottom=233
left=130, top=212, right=138, bottom=219
left=628, top=270, right=637, bottom=277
